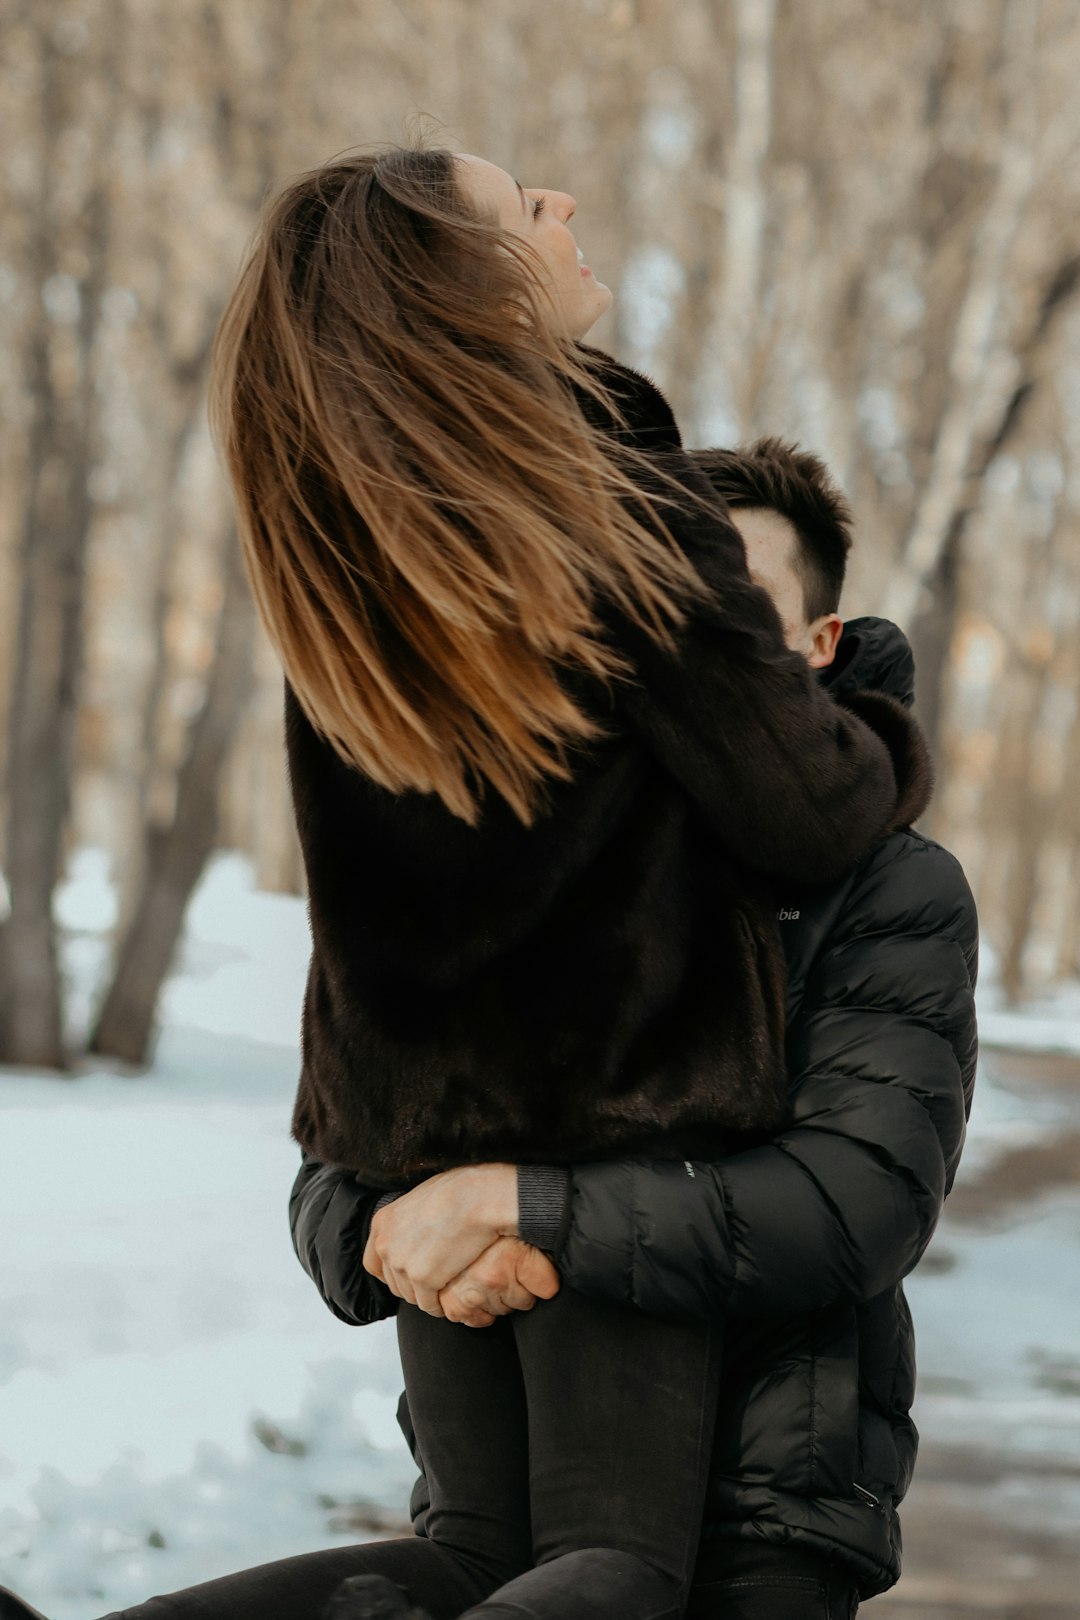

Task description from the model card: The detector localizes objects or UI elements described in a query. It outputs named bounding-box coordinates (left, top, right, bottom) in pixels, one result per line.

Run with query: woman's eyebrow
left=514, top=179, right=528, bottom=214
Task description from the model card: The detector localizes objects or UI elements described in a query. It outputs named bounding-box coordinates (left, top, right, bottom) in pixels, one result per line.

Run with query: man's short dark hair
left=689, top=438, right=853, bottom=620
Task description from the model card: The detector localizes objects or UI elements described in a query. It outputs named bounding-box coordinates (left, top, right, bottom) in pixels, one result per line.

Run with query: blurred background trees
left=2, top=0, right=1079, bottom=1070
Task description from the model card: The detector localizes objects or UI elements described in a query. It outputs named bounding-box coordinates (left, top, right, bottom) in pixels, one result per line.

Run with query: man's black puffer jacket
left=289, top=619, right=978, bottom=1600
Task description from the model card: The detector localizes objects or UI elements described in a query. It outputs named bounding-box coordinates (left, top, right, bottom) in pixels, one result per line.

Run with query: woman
left=24, top=142, right=927, bottom=1620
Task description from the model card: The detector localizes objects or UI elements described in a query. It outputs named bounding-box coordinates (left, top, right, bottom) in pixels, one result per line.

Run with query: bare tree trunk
left=989, top=660, right=1044, bottom=1000
left=906, top=517, right=961, bottom=796
left=998, top=686, right=1057, bottom=1003
left=247, top=635, right=304, bottom=894
left=719, top=0, right=775, bottom=436
left=910, top=249, right=1080, bottom=757
left=89, top=533, right=255, bottom=1064
left=88, top=1, right=294, bottom=1064
left=132, top=344, right=218, bottom=835
left=884, top=0, right=1039, bottom=628
left=0, top=9, right=117, bottom=1067
left=1057, top=838, right=1080, bottom=983
left=1050, top=629, right=1080, bottom=980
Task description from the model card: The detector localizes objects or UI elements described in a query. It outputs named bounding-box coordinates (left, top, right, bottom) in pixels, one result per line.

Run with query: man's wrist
left=517, top=1164, right=573, bottom=1254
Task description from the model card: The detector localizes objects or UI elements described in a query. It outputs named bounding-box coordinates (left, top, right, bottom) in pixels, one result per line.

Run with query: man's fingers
left=419, top=1239, right=554, bottom=1325
left=362, top=1235, right=386, bottom=1282
left=383, top=1264, right=414, bottom=1305
left=517, top=1248, right=561, bottom=1298
left=439, top=1284, right=497, bottom=1328
left=498, top=1279, right=538, bottom=1312
left=458, top=1279, right=512, bottom=1316
left=369, top=1240, right=457, bottom=1299
left=414, top=1282, right=446, bottom=1317
left=441, top=1275, right=521, bottom=1322
left=445, top=1302, right=497, bottom=1327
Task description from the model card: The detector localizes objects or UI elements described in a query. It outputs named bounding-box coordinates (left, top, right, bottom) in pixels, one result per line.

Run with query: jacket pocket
left=809, top=1302, right=861, bottom=1500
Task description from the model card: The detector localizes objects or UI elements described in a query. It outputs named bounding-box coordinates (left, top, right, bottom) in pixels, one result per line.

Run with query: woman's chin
left=576, top=290, right=613, bottom=339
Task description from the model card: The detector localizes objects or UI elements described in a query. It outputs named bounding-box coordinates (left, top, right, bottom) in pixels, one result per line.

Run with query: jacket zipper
left=853, top=1483, right=882, bottom=1511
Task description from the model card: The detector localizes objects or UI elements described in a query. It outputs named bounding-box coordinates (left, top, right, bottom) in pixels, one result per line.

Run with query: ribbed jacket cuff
left=517, top=1165, right=573, bottom=1255
left=373, top=1190, right=402, bottom=1214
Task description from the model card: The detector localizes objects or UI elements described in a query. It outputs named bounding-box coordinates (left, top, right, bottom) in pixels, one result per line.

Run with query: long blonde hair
left=209, top=143, right=705, bottom=825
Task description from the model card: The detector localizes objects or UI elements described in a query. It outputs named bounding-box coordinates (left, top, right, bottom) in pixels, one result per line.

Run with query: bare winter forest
left=4, top=6, right=1080, bottom=1619
left=2, top=0, right=1080, bottom=1069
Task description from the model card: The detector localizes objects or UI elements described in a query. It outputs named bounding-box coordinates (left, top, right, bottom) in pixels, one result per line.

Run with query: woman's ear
left=806, top=614, right=843, bottom=670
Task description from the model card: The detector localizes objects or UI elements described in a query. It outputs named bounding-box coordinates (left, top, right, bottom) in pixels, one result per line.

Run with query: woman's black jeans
left=100, top=1285, right=860, bottom=1619
left=99, top=1542, right=860, bottom=1620
left=390, top=1281, right=725, bottom=1617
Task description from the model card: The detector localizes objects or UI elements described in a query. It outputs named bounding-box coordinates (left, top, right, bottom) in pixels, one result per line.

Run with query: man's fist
left=439, top=1236, right=560, bottom=1327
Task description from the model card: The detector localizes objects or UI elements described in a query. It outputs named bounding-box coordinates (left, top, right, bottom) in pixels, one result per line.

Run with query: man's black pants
left=101, top=1286, right=859, bottom=1619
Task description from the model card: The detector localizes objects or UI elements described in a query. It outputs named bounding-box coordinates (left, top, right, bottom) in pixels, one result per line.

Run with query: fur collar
left=574, top=344, right=684, bottom=452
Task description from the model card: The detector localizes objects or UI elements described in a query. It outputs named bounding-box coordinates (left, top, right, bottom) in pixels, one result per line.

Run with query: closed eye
left=532, top=194, right=546, bottom=218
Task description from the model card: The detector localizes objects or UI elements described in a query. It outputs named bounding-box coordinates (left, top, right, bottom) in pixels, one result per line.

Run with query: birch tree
left=0, top=2, right=121, bottom=1067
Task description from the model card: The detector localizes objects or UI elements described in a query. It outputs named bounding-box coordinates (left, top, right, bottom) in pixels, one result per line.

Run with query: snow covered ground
left=976, top=947, right=1080, bottom=1057
left=2, top=849, right=1079, bottom=1617
left=0, top=853, right=418, bottom=1618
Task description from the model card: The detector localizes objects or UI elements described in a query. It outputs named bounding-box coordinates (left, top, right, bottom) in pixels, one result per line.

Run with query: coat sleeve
left=555, top=835, right=978, bottom=1321
left=289, top=1153, right=400, bottom=1326
left=617, top=469, right=931, bottom=883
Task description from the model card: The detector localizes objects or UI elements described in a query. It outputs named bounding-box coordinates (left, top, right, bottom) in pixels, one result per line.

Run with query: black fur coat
left=285, top=354, right=932, bottom=1185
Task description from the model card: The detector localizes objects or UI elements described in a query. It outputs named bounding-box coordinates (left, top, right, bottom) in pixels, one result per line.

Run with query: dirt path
left=872, top=1439, right=1079, bottom=1616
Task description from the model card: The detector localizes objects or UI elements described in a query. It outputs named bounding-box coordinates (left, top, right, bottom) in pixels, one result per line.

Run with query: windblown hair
left=209, top=142, right=707, bottom=825
left=690, top=439, right=853, bottom=620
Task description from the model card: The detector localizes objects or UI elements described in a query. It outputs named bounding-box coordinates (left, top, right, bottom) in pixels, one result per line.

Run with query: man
left=290, top=437, right=977, bottom=1617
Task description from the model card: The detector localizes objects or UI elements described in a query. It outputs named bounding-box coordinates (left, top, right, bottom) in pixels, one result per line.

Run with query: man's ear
left=806, top=614, right=843, bottom=670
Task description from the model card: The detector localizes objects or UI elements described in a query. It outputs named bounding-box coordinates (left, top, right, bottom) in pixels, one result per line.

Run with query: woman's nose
left=551, top=190, right=576, bottom=221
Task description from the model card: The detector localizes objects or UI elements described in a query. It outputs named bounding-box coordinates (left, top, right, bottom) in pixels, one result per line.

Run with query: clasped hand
left=362, top=1162, right=560, bottom=1327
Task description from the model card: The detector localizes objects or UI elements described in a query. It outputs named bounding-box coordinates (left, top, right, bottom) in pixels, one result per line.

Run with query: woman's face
left=454, top=153, right=613, bottom=340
